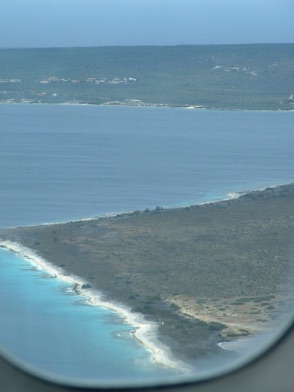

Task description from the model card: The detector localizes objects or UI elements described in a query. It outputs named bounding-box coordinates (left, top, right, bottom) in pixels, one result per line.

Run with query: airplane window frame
left=1, top=2, right=293, bottom=391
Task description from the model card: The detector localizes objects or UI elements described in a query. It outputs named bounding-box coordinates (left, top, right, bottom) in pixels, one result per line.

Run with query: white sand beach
left=0, top=240, right=190, bottom=375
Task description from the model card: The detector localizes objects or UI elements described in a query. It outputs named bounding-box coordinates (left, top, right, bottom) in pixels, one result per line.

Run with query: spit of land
left=1, top=184, right=294, bottom=365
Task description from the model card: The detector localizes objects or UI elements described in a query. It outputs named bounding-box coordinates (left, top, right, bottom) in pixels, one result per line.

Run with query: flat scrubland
left=0, top=44, right=293, bottom=110
left=1, top=184, right=294, bottom=364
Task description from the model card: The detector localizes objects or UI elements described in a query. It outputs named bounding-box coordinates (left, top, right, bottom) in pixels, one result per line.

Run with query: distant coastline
left=1, top=44, right=293, bottom=111
left=1, top=100, right=293, bottom=112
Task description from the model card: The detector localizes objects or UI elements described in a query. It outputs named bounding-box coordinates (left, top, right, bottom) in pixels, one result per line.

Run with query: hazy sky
left=0, top=0, right=293, bottom=48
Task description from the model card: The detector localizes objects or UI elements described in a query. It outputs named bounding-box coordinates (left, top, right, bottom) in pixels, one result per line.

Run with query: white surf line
left=0, top=240, right=190, bottom=374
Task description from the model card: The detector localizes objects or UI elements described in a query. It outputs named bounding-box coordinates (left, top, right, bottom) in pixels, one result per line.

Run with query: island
left=1, top=184, right=293, bottom=367
left=0, top=44, right=293, bottom=110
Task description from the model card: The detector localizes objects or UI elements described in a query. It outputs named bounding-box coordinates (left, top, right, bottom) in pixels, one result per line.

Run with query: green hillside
left=0, top=44, right=293, bottom=110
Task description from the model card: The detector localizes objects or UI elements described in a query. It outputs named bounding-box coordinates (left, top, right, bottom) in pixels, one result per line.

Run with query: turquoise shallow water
left=0, top=104, right=294, bottom=381
left=0, top=247, right=176, bottom=381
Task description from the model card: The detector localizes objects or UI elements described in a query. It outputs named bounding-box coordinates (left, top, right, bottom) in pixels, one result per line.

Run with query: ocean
left=1, top=104, right=294, bottom=228
left=0, top=104, right=293, bottom=383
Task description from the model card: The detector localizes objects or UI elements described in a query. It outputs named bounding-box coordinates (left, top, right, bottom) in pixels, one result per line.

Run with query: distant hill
left=0, top=44, right=293, bottom=110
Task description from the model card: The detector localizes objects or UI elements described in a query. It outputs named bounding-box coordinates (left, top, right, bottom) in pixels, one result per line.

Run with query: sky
left=0, top=0, right=293, bottom=48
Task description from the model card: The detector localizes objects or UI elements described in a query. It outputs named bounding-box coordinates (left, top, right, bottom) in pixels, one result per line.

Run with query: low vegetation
left=0, top=44, right=293, bottom=110
left=1, top=184, right=294, bottom=363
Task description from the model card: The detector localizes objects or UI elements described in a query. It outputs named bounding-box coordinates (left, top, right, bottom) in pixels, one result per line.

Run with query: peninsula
left=1, top=184, right=293, bottom=366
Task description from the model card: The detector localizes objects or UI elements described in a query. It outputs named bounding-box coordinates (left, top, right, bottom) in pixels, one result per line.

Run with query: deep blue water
left=1, top=104, right=293, bottom=228
left=0, top=104, right=294, bottom=381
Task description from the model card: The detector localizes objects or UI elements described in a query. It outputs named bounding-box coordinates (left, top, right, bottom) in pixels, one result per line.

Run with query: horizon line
left=1, top=42, right=293, bottom=50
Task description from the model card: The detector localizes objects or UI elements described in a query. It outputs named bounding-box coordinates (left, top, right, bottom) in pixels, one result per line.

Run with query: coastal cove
left=0, top=104, right=294, bottom=381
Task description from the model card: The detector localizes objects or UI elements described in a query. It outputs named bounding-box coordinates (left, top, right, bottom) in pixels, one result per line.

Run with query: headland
left=1, top=183, right=294, bottom=368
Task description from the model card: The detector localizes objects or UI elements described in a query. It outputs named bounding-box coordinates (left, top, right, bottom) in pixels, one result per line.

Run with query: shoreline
left=1, top=183, right=287, bottom=231
left=1, top=101, right=293, bottom=112
left=1, top=182, right=293, bottom=369
left=0, top=240, right=190, bottom=375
